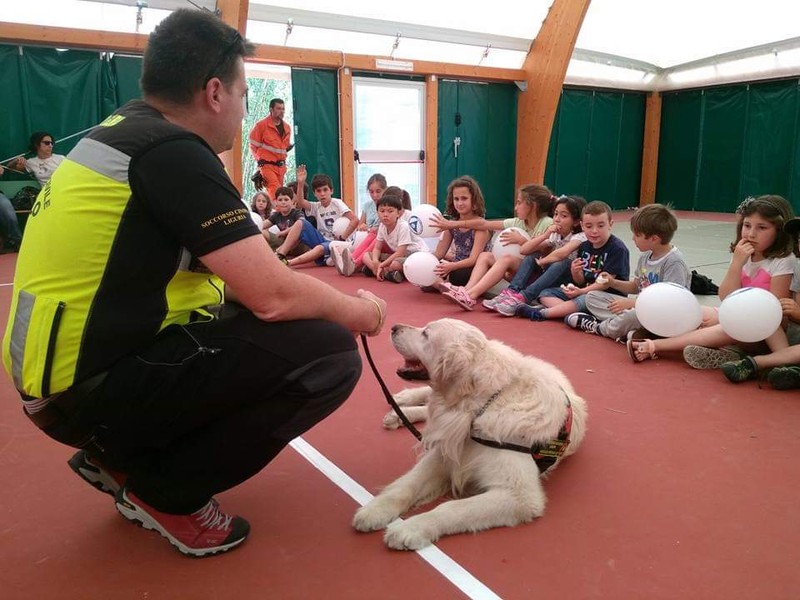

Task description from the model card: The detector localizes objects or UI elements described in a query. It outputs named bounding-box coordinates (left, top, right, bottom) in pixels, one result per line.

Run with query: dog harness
left=470, top=389, right=573, bottom=474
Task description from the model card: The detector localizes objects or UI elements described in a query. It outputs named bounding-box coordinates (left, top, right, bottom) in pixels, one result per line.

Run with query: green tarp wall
left=656, top=78, right=800, bottom=214
left=0, top=44, right=142, bottom=186
left=544, top=88, right=646, bottom=210
left=291, top=68, right=341, bottom=196
left=437, top=80, right=518, bottom=219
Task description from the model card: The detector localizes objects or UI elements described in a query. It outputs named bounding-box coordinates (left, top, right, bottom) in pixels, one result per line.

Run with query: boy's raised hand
left=296, top=164, right=307, bottom=184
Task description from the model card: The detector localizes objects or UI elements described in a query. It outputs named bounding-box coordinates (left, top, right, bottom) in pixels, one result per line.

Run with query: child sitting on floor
left=428, top=176, right=491, bottom=290
left=434, top=184, right=555, bottom=310
left=362, top=193, right=429, bottom=283
left=627, top=195, right=796, bottom=369
left=719, top=215, right=800, bottom=389
left=290, top=168, right=358, bottom=267
left=486, top=195, right=587, bottom=315
left=262, top=185, right=314, bottom=261
left=565, top=203, right=691, bottom=340
left=516, top=200, right=630, bottom=323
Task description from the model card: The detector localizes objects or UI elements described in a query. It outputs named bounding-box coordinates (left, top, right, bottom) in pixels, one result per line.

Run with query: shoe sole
left=115, top=494, right=248, bottom=558
left=68, top=451, right=121, bottom=497
left=341, top=248, right=356, bottom=277
left=683, top=345, right=743, bottom=369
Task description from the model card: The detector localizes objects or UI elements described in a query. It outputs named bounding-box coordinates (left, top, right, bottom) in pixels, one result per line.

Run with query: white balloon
left=718, top=287, right=783, bottom=343
left=635, top=282, right=703, bottom=337
left=422, top=235, right=441, bottom=252
left=492, top=227, right=531, bottom=260
left=408, top=204, right=443, bottom=238
left=332, top=216, right=351, bottom=239
left=350, top=230, right=369, bottom=249
left=402, top=252, right=440, bottom=287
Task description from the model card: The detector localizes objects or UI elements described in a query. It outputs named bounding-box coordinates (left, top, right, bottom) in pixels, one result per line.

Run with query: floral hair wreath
left=735, top=196, right=756, bottom=215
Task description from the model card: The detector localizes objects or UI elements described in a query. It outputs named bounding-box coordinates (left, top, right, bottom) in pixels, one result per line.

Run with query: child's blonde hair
left=731, top=195, right=795, bottom=258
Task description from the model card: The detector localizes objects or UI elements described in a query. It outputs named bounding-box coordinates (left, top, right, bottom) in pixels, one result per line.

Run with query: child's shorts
left=539, top=286, right=589, bottom=312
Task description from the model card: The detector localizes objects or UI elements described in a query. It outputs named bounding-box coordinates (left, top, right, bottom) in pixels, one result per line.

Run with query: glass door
left=353, top=78, right=425, bottom=211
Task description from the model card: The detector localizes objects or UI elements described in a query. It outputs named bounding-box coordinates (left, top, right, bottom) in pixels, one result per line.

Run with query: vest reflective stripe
left=68, top=137, right=130, bottom=183
left=8, top=290, right=35, bottom=389
left=248, top=139, right=288, bottom=155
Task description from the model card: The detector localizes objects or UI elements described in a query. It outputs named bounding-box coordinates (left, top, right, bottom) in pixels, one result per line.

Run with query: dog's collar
left=470, top=389, right=573, bottom=474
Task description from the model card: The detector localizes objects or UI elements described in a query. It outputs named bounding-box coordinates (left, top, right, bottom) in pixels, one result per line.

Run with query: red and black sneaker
left=68, top=450, right=126, bottom=496
left=115, top=486, right=250, bottom=557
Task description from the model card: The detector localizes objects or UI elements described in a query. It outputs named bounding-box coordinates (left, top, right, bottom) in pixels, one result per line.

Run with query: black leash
left=359, top=334, right=423, bottom=441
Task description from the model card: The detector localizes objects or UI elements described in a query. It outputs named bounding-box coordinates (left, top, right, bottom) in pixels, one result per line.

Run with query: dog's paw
left=382, top=410, right=402, bottom=430
left=352, top=502, right=401, bottom=532
left=383, top=518, right=436, bottom=551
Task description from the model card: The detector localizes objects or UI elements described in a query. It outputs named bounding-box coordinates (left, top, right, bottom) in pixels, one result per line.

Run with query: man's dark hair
left=269, top=98, right=285, bottom=110
left=141, top=9, right=255, bottom=104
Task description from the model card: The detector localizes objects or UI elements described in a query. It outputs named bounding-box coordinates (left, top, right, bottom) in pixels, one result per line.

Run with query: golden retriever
left=352, top=318, right=588, bottom=550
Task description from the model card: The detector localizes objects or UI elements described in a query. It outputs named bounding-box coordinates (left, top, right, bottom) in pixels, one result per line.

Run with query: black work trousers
left=55, top=304, right=361, bottom=513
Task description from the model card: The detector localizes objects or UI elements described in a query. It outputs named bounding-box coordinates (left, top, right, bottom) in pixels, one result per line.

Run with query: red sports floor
left=1, top=216, right=798, bottom=599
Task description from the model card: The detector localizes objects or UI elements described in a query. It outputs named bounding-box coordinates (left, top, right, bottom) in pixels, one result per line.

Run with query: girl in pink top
left=628, top=195, right=796, bottom=368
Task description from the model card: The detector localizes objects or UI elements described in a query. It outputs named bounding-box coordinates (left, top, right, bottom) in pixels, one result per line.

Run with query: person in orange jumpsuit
left=249, top=98, right=293, bottom=199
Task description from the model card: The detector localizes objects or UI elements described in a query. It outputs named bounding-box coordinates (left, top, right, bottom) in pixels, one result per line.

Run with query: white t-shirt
left=739, top=255, right=796, bottom=291
left=26, top=154, right=64, bottom=187
left=376, top=219, right=429, bottom=254
left=304, top=197, right=352, bottom=241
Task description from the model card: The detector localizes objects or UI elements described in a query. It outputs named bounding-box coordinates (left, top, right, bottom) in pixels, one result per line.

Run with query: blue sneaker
left=565, top=312, right=600, bottom=334
left=515, top=304, right=546, bottom=321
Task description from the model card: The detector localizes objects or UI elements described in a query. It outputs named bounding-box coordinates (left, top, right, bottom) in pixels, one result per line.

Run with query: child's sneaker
left=340, top=247, right=357, bottom=277
left=384, top=270, right=405, bottom=283
left=515, top=304, right=546, bottom=321
left=495, top=291, right=527, bottom=316
left=115, top=486, right=250, bottom=557
left=683, top=345, right=743, bottom=369
left=481, top=289, right=509, bottom=311
left=362, top=266, right=375, bottom=278
left=720, top=356, right=759, bottom=383
left=68, top=450, right=126, bottom=497
left=565, top=312, right=601, bottom=335
left=767, top=365, right=800, bottom=390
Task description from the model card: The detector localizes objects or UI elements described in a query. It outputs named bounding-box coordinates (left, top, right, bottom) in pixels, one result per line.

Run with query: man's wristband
left=365, top=297, right=385, bottom=336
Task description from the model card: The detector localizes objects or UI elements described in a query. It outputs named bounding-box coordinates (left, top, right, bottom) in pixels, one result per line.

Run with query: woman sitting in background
left=12, top=132, right=65, bottom=187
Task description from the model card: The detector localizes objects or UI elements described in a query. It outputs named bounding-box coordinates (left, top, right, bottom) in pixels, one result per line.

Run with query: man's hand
left=357, top=289, right=387, bottom=337
left=251, top=171, right=264, bottom=191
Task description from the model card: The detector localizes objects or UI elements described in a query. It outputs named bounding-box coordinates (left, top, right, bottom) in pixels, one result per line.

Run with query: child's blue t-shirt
left=576, top=234, right=630, bottom=296
left=361, top=200, right=379, bottom=229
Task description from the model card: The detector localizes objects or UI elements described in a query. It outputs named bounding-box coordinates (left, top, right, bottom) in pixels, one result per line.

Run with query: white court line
left=0, top=283, right=13, bottom=287
left=289, top=437, right=502, bottom=600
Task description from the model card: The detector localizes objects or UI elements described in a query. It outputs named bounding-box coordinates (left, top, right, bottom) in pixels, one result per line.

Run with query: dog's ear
left=431, top=331, right=485, bottom=400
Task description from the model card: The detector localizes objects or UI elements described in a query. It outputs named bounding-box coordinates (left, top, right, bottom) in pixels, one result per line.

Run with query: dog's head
left=392, top=319, right=488, bottom=400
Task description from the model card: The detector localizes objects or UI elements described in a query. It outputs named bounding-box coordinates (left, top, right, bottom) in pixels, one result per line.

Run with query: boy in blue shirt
left=516, top=201, right=630, bottom=321
left=566, top=203, right=691, bottom=339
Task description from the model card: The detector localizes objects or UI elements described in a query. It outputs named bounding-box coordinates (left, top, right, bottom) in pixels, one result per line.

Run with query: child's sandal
left=626, top=338, right=657, bottom=363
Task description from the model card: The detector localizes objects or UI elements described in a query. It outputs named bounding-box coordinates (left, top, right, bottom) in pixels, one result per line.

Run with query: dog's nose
left=391, top=324, right=401, bottom=334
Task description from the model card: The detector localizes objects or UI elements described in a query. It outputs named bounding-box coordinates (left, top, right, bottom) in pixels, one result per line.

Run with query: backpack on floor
left=690, top=270, right=719, bottom=295
left=11, top=186, right=40, bottom=211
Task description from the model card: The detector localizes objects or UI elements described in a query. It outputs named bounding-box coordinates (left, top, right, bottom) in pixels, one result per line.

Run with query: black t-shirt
left=131, top=137, right=260, bottom=258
